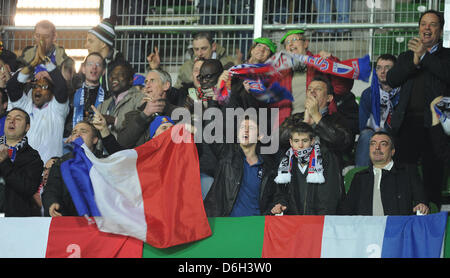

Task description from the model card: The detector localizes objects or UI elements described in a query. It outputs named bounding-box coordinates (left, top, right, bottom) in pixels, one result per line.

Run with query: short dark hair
left=75, top=120, right=100, bottom=140
left=289, top=122, right=314, bottom=140
left=201, top=59, right=223, bottom=74
left=193, top=32, right=214, bottom=45
left=370, top=130, right=395, bottom=150
left=419, top=10, right=444, bottom=30
left=112, top=62, right=135, bottom=82
left=376, top=54, right=397, bottom=65
left=83, top=52, right=106, bottom=68
left=310, top=75, right=334, bottom=95
left=7, top=107, right=30, bottom=125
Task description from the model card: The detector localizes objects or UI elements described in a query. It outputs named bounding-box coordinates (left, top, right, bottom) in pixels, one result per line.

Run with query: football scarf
left=0, top=135, right=28, bottom=162
left=73, top=83, right=105, bottom=128
left=369, top=68, right=400, bottom=130
left=274, top=142, right=325, bottom=185
left=434, top=96, right=450, bottom=136
left=217, top=51, right=371, bottom=104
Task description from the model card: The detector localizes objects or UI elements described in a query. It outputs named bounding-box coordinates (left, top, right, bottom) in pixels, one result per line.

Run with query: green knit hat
left=280, top=29, right=306, bottom=44
left=253, top=37, right=277, bottom=54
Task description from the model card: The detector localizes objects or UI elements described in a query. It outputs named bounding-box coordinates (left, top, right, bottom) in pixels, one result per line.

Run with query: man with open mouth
left=386, top=9, right=450, bottom=209
left=6, top=40, right=69, bottom=165
left=0, top=108, right=43, bottom=217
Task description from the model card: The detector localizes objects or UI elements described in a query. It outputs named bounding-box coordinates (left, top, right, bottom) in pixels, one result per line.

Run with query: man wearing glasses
left=6, top=45, right=69, bottom=164
left=72, top=52, right=106, bottom=128
left=280, top=29, right=355, bottom=118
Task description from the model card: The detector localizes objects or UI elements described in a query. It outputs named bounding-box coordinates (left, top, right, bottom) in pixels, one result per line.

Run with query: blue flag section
left=357, top=54, right=371, bottom=82
left=382, top=212, right=448, bottom=258
left=60, top=137, right=101, bottom=217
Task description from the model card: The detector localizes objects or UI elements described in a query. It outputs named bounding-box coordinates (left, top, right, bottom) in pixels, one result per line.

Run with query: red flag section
left=135, top=125, right=212, bottom=248
left=262, top=215, right=325, bottom=258
left=45, top=217, right=143, bottom=258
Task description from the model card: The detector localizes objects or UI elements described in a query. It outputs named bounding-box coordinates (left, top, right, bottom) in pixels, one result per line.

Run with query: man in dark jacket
left=271, top=122, right=343, bottom=215
left=386, top=10, right=450, bottom=207
left=302, top=76, right=354, bottom=164
left=340, top=131, right=429, bottom=216
left=0, top=108, right=43, bottom=217
left=203, top=116, right=277, bottom=217
left=42, top=120, right=106, bottom=217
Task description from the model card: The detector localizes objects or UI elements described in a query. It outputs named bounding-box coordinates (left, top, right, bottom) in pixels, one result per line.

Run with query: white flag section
left=0, top=217, right=52, bottom=258
left=83, top=147, right=148, bottom=242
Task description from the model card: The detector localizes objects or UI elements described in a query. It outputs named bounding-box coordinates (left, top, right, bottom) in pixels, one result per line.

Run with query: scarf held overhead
left=218, top=51, right=371, bottom=103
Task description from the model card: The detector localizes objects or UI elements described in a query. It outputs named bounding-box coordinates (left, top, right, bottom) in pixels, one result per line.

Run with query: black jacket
left=203, top=143, right=277, bottom=217
left=41, top=137, right=122, bottom=217
left=339, top=163, right=428, bottom=216
left=386, top=44, right=450, bottom=133
left=42, top=153, right=78, bottom=216
left=272, top=145, right=345, bottom=215
left=0, top=141, right=43, bottom=217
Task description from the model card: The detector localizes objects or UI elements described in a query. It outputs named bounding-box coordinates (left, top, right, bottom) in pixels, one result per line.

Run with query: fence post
left=253, top=0, right=264, bottom=39
left=444, top=0, right=450, bottom=48
left=102, top=0, right=112, bottom=19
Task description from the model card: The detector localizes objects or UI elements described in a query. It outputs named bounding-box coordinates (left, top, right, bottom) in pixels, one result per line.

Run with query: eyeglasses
left=86, top=62, right=102, bottom=67
left=31, top=84, right=49, bottom=90
left=197, top=72, right=220, bottom=81
left=284, top=37, right=306, bottom=45
left=375, top=65, right=393, bottom=72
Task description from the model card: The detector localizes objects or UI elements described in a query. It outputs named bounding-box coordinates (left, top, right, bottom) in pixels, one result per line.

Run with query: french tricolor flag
left=262, top=213, right=448, bottom=258
left=60, top=126, right=212, bottom=249
left=0, top=217, right=143, bottom=258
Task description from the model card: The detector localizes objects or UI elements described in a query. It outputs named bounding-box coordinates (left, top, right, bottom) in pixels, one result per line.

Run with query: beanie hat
left=133, top=74, right=145, bottom=87
left=280, top=29, right=306, bottom=44
left=253, top=37, right=277, bottom=54
left=89, top=18, right=116, bottom=47
left=149, top=116, right=175, bottom=139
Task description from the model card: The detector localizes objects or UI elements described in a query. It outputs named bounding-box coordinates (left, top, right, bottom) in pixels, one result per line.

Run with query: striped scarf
left=274, top=141, right=325, bottom=185
left=0, top=135, right=28, bottom=162
left=369, top=68, right=400, bottom=130
left=73, top=83, right=105, bottom=128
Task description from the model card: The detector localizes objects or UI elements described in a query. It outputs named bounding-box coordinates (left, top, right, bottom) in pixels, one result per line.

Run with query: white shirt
left=372, top=160, right=394, bottom=216
left=8, top=88, right=69, bottom=164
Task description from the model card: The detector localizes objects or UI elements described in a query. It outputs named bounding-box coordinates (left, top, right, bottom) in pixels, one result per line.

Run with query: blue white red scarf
left=434, top=96, right=450, bottom=136
left=218, top=51, right=371, bottom=104
left=369, top=68, right=400, bottom=130
left=73, top=83, right=105, bottom=128
left=0, top=135, right=28, bottom=162
left=34, top=50, right=56, bottom=75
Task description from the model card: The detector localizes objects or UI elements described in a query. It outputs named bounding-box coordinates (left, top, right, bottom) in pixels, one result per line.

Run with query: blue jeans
left=200, top=173, right=214, bottom=200
left=355, top=129, right=374, bottom=167
left=314, top=0, right=351, bottom=33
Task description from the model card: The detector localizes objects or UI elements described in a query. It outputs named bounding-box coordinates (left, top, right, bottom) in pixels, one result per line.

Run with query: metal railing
left=0, top=0, right=446, bottom=76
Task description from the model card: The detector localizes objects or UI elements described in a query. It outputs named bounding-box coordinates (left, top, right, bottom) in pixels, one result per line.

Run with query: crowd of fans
left=0, top=9, right=448, bottom=220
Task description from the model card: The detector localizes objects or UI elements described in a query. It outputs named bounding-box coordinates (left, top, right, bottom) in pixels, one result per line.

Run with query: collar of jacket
left=367, top=162, right=405, bottom=175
